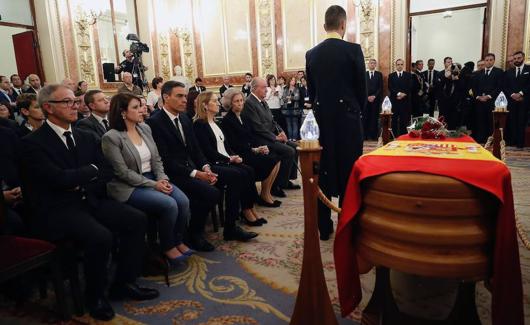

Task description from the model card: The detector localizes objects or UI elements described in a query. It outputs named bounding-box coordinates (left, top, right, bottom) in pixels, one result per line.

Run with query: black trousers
left=211, top=163, right=256, bottom=230
left=40, top=199, right=147, bottom=301
left=473, top=100, right=494, bottom=144
left=268, top=140, right=298, bottom=188
left=173, top=177, right=220, bottom=236
left=507, top=99, right=528, bottom=148
left=391, top=101, right=411, bottom=136
left=363, top=100, right=380, bottom=140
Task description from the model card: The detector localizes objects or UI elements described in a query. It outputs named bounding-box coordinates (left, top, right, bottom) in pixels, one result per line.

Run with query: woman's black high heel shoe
left=257, top=197, right=282, bottom=207
left=240, top=212, right=263, bottom=227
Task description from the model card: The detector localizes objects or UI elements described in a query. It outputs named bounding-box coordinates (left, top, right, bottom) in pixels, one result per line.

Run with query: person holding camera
left=115, top=49, right=148, bottom=89
left=436, top=57, right=464, bottom=129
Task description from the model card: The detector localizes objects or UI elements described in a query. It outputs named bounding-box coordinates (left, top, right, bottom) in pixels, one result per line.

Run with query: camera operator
left=115, top=49, right=148, bottom=89
left=437, top=57, right=465, bottom=129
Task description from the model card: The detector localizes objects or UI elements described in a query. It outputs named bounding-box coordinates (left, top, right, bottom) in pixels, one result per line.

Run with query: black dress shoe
left=190, top=235, right=215, bottom=252
left=319, top=232, right=331, bottom=241
left=271, top=187, right=287, bottom=198
left=283, top=181, right=301, bottom=190
left=256, top=197, right=282, bottom=207
left=110, top=283, right=160, bottom=301
left=87, top=297, right=115, bottom=321
left=224, top=226, right=258, bottom=241
left=257, top=217, right=268, bottom=225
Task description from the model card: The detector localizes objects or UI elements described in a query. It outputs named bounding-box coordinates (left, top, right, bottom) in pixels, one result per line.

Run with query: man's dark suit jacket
left=146, top=110, right=208, bottom=180
left=77, top=115, right=107, bottom=139
left=504, top=64, right=530, bottom=98
left=0, top=117, right=18, bottom=131
left=472, top=67, right=504, bottom=100
left=241, top=94, right=281, bottom=145
left=219, top=84, right=233, bottom=97
left=366, top=70, right=383, bottom=98
left=0, top=126, right=21, bottom=188
left=388, top=71, right=412, bottom=107
left=422, top=69, right=439, bottom=88
left=21, top=123, right=108, bottom=230
left=193, top=120, right=235, bottom=165
left=305, top=37, right=366, bottom=197
left=23, top=87, right=38, bottom=94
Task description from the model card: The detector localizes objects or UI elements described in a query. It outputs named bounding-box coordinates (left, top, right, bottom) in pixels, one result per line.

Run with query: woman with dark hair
left=221, top=88, right=281, bottom=208
left=16, top=93, right=45, bottom=137
left=147, top=77, right=164, bottom=112
left=193, top=91, right=267, bottom=226
left=102, top=92, right=193, bottom=267
left=77, top=80, right=88, bottom=94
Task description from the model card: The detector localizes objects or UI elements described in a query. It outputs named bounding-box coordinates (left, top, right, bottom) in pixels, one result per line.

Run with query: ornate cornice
left=358, top=0, right=378, bottom=62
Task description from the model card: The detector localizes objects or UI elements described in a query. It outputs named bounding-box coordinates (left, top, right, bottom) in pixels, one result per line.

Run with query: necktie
left=486, top=69, right=490, bottom=76
left=63, top=131, right=75, bottom=151
left=102, top=119, right=109, bottom=131
left=174, top=117, right=186, bottom=145
left=429, top=71, right=432, bottom=85
left=370, top=71, right=373, bottom=79
left=398, top=72, right=402, bottom=78
left=516, top=67, right=520, bottom=78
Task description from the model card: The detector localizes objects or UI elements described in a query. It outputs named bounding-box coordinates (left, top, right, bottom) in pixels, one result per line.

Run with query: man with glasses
left=22, top=85, right=159, bottom=321
left=77, top=89, right=111, bottom=139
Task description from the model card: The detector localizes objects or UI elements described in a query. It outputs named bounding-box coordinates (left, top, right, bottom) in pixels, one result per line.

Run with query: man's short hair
left=10, top=74, right=19, bottom=83
left=16, top=93, right=37, bottom=112
left=369, top=58, right=377, bottom=63
left=395, top=59, right=404, bottom=64
left=324, top=5, right=346, bottom=30
left=84, top=89, right=103, bottom=108
left=415, top=60, right=423, bottom=65
left=444, top=57, right=452, bottom=63
left=485, top=53, right=495, bottom=59
left=195, top=77, right=203, bottom=83
left=428, top=58, right=435, bottom=63
left=477, top=59, right=484, bottom=64
left=245, top=72, right=253, bottom=77
left=161, top=80, right=186, bottom=102
left=513, top=51, right=525, bottom=57
left=250, top=77, right=265, bottom=91
left=37, top=84, right=66, bottom=109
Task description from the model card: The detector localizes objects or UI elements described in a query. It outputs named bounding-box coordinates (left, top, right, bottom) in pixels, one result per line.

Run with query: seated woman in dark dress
left=219, top=88, right=281, bottom=208
left=193, top=91, right=268, bottom=226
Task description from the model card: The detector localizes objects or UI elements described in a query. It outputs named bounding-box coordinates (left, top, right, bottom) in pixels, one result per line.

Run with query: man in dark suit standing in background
left=388, top=59, right=412, bottom=136
left=472, top=53, right=504, bottom=143
left=411, top=59, right=427, bottom=117
left=219, top=76, right=233, bottom=98
left=422, top=59, right=438, bottom=116
left=365, top=58, right=383, bottom=140
left=21, top=84, right=158, bottom=321
left=187, top=78, right=206, bottom=118
left=305, top=5, right=366, bottom=240
left=504, top=51, right=530, bottom=149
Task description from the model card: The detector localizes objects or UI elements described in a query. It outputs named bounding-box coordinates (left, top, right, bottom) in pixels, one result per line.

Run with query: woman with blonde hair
left=193, top=91, right=268, bottom=226
left=220, top=88, right=281, bottom=207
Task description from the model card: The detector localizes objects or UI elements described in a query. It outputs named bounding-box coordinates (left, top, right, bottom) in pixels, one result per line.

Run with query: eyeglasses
left=48, top=99, right=82, bottom=107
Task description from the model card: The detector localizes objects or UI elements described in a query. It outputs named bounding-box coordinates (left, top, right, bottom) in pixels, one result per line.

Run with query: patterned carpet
left=1, top=142, right=529, bottom=324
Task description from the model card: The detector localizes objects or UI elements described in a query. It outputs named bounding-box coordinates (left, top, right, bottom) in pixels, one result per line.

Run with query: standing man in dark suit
left=422, top=59, right=438, bottom=116
left=365, top=58, right=383, bottom=140
left=504, top=51, right=530, bottom=149
left=219, top=76, right=233, bottom=98
left=305, top=5, right=366, bottom=240
left=187, top=78, right=206, bottom=118
left=388, top=59, right=412, bottom=136
left=21, top=84, right=158, bottom=321
left=472, top=53, right=504, bottom=143
left=411, top=59, right=427, bottom=117
left=77, top=89, right=110, bottom=139
left=241, top=77, right=300, bottom=198
left=241, top=73, right=253, bottom=97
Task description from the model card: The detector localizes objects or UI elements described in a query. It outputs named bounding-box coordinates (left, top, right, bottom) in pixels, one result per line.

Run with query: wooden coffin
left=356, top=172, right=497, bottom=280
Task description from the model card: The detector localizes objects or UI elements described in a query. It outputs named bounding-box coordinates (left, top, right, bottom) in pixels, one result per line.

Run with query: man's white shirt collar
left=46, top=119, right=74, bottom=148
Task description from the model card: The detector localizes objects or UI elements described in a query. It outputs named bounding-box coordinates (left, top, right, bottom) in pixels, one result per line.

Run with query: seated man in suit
left=147, top=81, right=257, bottom=251
left=21, top=84, right=158, bottom=321
left=241, top=77, right=299, bottom=198
left=23, top=74, right=42, bottom=94
left=77, top=89, right=111, bottom=139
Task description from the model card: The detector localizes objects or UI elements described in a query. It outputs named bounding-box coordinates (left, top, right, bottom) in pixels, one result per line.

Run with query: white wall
left=0, top=0, right=33, bottom=25
left=410, top=0, right=486, bottom=13
left=0, top=25, right=30, bottom=78
left=411, top=8, right=484, bottom=71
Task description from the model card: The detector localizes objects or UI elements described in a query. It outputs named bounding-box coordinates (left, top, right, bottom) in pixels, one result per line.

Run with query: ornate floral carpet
left=1, top=143, right=529, bottom=324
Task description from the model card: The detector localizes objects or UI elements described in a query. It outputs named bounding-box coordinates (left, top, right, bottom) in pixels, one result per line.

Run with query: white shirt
left=146, top=91, right=159, bottom=107
left=209, top=121, right=230, bottom=158
left=134, top=140, right=152, bottom=173
left=46, top=119, right=75, bottom=148
left=92, top=113, right=108, bottom=130
left=265, top=86, right=282, bottom=109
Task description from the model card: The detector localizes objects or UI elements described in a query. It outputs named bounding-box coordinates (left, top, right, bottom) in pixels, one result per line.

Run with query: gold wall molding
left=54, top=0, right=69, bottom=78
left=158, top=33, right=171, bottom=80
left=390, top=0, right=407, bottom=67
left=489, top=0, right=511, bottom=67
left=257, top=0, right=276, bottom=77
left=357, top=0, right=379, bottom=62
left=72, top=6, right=97, bottom=86
left=525, top=0, right=530, bottom=63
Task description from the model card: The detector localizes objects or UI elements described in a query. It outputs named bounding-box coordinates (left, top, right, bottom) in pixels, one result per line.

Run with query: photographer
left=437, top=58, right=465, bottom=129
left=115, top=49, right=148, bottom=89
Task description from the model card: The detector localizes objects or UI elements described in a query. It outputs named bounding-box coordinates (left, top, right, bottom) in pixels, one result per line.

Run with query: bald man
left=23, top=74, right=42, bottom=94
left=61, top=78, right=77, bottom=92
left=117, top=72, right=143, bottom=96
